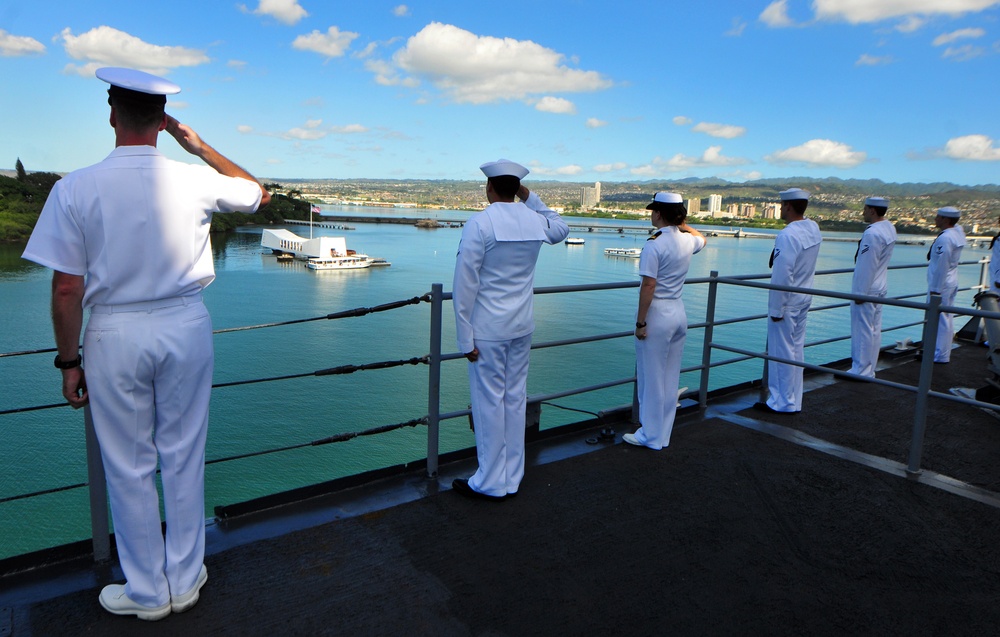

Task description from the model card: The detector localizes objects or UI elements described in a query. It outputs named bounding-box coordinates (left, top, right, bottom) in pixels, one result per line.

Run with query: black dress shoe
left=752, top=401, right=798, bottom=415
left=452, top=478, right=507, bottom=502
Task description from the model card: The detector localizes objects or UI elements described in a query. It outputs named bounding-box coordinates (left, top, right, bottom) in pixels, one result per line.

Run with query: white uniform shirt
left=852, top=220, right=896, bottom=297
left=926, top=225, right=965, bottom=294
left=638, top=226, right=706, bottom=299
left=453, top=192, right=569, bottom=353
left=768, top=219, right=822, bottom=317
left=23, top=146, right=262, bottom=308
left=990, top=235, right=1000, bottom=293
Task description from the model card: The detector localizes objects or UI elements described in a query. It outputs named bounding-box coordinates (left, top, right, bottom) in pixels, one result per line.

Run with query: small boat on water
left=566, top=237, right=585, bottom=245
left=604, top=247, right=642, bottom=258
left=306, top=253, right=373, bottom=270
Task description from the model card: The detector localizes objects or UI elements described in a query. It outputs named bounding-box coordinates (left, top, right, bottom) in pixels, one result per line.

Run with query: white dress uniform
left=632, top=227, right=705, bottom=449
left=849, top=220, right=896, bottom=377
left=990, top=234, right=1000, bottom=295
left=453, top=191, right=569, bottom=497
left=766, top=219, right=822, bottom=412
left=22, top=145, right=262, bottom=609
left=926, top=224, right=966, bottom=363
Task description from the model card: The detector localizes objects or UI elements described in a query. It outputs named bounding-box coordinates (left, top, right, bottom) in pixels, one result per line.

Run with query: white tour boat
left=566, top=237, right=585, bottom=245
left=604, top=247, right=642, bottom=258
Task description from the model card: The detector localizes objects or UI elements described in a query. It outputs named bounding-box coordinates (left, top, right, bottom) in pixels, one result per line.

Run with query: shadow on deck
left=3, top=344, right=1000, bottom=636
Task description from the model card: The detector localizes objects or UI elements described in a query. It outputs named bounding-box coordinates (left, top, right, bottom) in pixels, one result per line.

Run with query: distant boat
left=566, top=237, right=585, bottom=245
left=604, top=247, right=642, bottom=258
left=306, top=254, right=373, bottom=270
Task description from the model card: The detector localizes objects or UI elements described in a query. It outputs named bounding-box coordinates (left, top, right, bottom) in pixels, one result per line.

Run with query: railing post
left=699, top=270, right=719, bottom=411
left=907, top=294, right=941, bottom=476
left=976, top=257, right=990, bottom=342
left=84, top=405, right=110, bottom=562
left=426, top=283, right=443, bottom=479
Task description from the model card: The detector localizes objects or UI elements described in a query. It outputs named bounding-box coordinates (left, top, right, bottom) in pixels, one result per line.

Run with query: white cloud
left=60, top=26, right=209, bottom=76
left=354, top=42, right=378, bottom=58
left=228, top=59, right=248, bottom=69
left=813, top=0, right=1000, bottom=24
left=391, top=22, right=612, bottom=104
left=586, top=118, right=608, bottom=128
left=594, top=162, right=628, bottom=172
left=760, top=0, right=796, bottom=27
left=856, top=53, right=894, bottom=65
left=943, top=134, right=1000, bottom=160
left=632, top=147, right=747, bottom=175
left=250, top=0, right=308, bottom=26
left=331, top=124, right=368, bottom=134
left=933, top=27, right=986, bottom=46
left=535, top=96, right=577, bottom=114
left=942, top=44, right=986, bottom=60
left=692, top=122, right=746, bottom=139
left=532, top=164, right=584, bottom=176
left=0, top=29, right=45, bottom=56
left=766, top=139, right=867, bottom=168
left=673, top=116, right=693, bottom=126
left=285, top=127, right=327, bottom=140
left=238, top=125, right=254, bottom=133
left=365, top=58, right=420, bottom=87
left=895, top=16, right=926, bottom=32
left=393, top=5, right=410, bottom=17
left=293, top=26, right=359, bottom=58
left=304, top=119, right=323, bottom=128
left=726, top=18, right=748, bottom=36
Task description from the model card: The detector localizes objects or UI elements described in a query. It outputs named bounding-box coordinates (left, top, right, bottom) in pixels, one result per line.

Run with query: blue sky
left=1, top=0, right=999, bottom=184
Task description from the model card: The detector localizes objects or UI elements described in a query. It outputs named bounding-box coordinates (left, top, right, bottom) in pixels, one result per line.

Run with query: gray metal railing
left=2, top=256, right=997, bottom=565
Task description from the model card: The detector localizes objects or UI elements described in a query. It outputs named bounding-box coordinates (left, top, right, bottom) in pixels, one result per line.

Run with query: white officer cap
left=480, top=159, right=529, bottom=179
left=865, top=197, right=889, bottom=208
left=646, top=192, right=683, bottom=210
left=779, top=188, right=810, bottom=201
left=96, top=67, right=181, bottom=96
left=937, top=206, right=961, bottom=218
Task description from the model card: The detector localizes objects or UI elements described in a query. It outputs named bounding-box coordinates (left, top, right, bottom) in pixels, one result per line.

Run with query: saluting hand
left=166, top=115, right=204, bottom=157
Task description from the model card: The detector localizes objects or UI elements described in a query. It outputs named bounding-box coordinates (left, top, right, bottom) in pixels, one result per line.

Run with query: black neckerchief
left=927, top=231, right=943, bottom=261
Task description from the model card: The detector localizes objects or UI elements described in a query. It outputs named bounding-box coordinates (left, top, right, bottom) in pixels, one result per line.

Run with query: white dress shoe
left=622, top=433, right=643, bottom=447
left=171, top=564, right=209, bottom=613
left=99, top=584, right=171, bottom=621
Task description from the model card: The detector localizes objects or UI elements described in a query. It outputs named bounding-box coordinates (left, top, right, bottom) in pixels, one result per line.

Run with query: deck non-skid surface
left=21, top=402, right=1000, bottom=633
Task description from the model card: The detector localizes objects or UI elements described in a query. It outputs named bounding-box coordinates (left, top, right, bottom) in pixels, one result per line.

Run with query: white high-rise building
left=708, top=194, right=722, bottom=216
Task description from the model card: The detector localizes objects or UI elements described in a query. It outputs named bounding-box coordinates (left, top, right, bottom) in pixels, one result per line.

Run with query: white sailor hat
left=96, top=67, right=180, bottom=103
left=937, top=206, right=961, bottom=218
left=779, top=188, right=810, bottom=201
left=480, top=159, right=529, bottom=179
left=865, top=197, right=889, bottom=208
left=646, top=192, right=683, bottom=210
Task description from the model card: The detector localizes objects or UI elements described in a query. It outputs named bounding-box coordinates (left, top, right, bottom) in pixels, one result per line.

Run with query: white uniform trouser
left=766, top=304, right=810, bottom=412
left=84, top=296, right=213, bottom=608
left=931, top=286, right=957, bottom=363
left=467, top=335, right=531, bottom=497
left=849, top=297, right=884, bottom=378
left=633, top=298, right=686, bottom=450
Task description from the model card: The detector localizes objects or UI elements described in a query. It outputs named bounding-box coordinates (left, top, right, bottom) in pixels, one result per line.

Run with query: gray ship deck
left=4, top=343, right=1000, bottom=636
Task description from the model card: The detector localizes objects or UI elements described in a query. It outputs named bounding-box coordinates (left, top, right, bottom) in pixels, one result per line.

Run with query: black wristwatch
left=54, top=354, right=83, bottom=370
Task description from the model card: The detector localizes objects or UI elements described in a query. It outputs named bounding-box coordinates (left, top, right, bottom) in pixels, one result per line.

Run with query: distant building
left=581, top=181, right=601, bottom=209
left=708, top=194, right=722, bottom=216
left=726, top=203, right=740, bottom=216
left=763, top=203, right=781, bottom=220
left=686, top=197, right=701, bottom=216
left=740, top=203, right=756, bottom=218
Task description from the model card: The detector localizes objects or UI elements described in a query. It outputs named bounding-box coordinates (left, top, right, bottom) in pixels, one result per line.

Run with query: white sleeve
left=524, top=192, right=569, bottom=244
left=452, top=220, right=485, bottom=353
left=768, top=232, right=799, bottom=317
